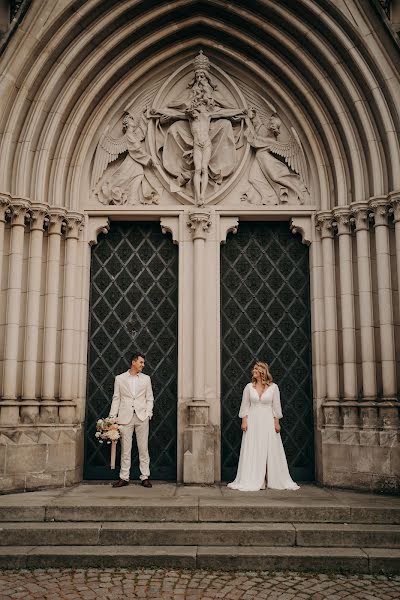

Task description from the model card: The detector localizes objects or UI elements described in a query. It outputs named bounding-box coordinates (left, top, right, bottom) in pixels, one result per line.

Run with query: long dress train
left=228, top=382, right=299, bottom=492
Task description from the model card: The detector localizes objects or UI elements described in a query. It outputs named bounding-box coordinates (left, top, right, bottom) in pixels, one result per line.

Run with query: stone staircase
left=0, top=484, right=399, bottom=573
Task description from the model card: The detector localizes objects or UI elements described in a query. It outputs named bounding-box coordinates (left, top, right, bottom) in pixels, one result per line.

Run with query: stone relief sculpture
left=149, top=51, right=247, bottom=205
left=90, top=52, right=311, bottom=207
left=239, top=86, right=310, bottom=205
left=91, top=86, right=161, bottom=205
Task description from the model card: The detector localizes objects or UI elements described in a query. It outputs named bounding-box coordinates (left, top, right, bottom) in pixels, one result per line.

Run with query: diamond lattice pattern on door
left=85, top=222, right=178, bottom=480
left=221, top=222, right=314, bottom=481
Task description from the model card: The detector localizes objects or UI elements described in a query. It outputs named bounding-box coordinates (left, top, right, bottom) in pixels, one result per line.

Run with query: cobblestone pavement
left=0, top=568, right=399, bottom=599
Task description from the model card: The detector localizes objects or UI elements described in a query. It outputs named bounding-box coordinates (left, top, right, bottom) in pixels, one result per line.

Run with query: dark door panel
left=221, top=222, right=314, bottom=482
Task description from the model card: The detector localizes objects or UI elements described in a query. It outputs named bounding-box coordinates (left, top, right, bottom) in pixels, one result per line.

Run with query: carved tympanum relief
left=91, top=52, right=310, bottom=207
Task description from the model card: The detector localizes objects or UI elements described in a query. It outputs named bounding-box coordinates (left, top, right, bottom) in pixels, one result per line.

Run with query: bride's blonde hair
left=252, top=361, right=273, bottom=387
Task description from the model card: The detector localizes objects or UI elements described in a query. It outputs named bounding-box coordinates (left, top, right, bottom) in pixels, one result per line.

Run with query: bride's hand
left=274, top=419, right=281, bottom=433
left=241, top=417, right=248, bottom=432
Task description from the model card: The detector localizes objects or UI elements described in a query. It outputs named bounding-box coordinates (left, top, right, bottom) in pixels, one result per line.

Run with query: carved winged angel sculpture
left=91, top=95, right=160, bottom=205
left=240, top=90, right=309, bottom=205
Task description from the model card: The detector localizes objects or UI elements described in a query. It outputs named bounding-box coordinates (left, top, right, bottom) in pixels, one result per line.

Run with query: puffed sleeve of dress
left=238, top=384, right=251, bottom=418
left=272, top=383, right=283, bottom=419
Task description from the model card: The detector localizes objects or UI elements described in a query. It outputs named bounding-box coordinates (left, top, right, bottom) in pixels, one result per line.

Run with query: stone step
left=0, top=545, right=398, bottom=573
left=2, top=502, right=399, bottom=524
left=1, top=522, right=399, bottom=548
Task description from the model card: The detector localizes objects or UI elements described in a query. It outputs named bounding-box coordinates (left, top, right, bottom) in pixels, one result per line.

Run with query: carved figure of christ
left=150, top=106, right=246, bottom=204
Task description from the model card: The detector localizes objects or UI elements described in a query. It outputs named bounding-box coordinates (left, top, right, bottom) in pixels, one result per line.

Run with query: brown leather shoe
left=141, top=479, right=152, bottom=488
left=112, top=479, right=129, bottom=488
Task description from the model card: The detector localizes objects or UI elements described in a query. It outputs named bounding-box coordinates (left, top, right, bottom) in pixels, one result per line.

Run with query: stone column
left=41, top=207, right=66, bottom=421
left=352, top=202, right=377, bottom=399
left=1, top=200, right=30, bottom=423
left=188, top=211, right=212, bottom=402
left=351, top=202, right=377, bottom=430
left=0, top=195, right=10, bottom=294
left=370, top=199, right=397, bottom=401
left=59, top=212, right=83, bottom=424
left=20, top=204, right=48, bottom=423
left=316, top=212, right=339, bottom=400
left=184, top=211, right=214, bottom=483
left=333, top=207, right=358, bottom=428
left=392, top=195, right=400, bottom=350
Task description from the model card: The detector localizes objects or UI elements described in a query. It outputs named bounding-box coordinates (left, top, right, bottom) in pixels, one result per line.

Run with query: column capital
left=369, top=198, right=389, bottom=228
left=46, top=207, right=67, bottom=235
left=187, top=211, right=212, bottom=240
left=332, top=207, right=353, bottom=236
left=0, top=194, right=11, bottom=222
left=64, top=212, right=84, bottom=239
left=350, top=201, right=370, bottom=232
left=315, top=211, right=335, bottom=239
left=390, top=195, right=400, bottom=223
left=9, top=199, right=31, bottom=227
left=29, top=203, right=48, bottom=231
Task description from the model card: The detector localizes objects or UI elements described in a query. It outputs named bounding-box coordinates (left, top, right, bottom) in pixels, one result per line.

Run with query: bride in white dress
left=228, top=361, right=299, bottom=492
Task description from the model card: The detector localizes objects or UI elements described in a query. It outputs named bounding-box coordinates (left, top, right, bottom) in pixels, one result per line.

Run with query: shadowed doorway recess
left=84, top=222, right=178, bottom=480
left=221, top=221, right=314, bottom=482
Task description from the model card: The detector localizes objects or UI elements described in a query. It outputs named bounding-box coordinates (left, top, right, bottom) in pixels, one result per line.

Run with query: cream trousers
left=119, top=412, right=150, bottom=481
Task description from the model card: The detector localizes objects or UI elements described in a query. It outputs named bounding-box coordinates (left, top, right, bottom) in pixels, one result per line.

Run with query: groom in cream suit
left=110, top=352, right=154, bottom=488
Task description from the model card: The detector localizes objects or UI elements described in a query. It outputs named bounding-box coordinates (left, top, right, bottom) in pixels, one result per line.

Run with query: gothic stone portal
left=84, top=222, right=178, bottom=480
left=221, top=222, right=314, bottom=482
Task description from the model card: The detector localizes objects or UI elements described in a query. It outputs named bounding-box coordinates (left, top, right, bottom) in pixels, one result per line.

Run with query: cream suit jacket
left=110, top=371, right=154, bottom=424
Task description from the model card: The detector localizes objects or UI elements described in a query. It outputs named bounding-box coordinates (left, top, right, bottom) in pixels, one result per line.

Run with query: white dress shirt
left=127, top=372, right=140, bottom=399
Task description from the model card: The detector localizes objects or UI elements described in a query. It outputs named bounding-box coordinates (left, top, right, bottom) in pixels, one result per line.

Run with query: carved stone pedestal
left=183, top=402, right=214, bottom=484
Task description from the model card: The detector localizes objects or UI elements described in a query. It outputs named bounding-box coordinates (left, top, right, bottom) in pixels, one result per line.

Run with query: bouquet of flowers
left=95, top=416, right=120, bottom=469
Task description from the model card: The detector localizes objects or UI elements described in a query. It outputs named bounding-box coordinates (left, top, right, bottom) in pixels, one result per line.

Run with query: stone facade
left=0, top=1, right=399, bottom=493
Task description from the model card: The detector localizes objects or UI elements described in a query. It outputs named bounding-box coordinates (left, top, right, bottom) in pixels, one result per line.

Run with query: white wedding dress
left=228, top=382, right=299, bottom=492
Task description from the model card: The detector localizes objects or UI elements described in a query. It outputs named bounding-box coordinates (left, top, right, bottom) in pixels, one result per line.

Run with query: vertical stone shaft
left=352, top=202, right=376, bottom=399
left=317, top=213, right=339, bottom=400
left=392, top=197, right=400, bottom=351
left=2, top=200, right=29, bottom=401
left=371, top=199, right=397, bottom=398
left=334, top=208, right=357, bottom=399
left=0, top=197, right=10, bottom=296
left=41, top=208, right=66, bottom=400
left=60, top=214, right=82, bottom=403
left=188, top=212, right=211, bottom=402
left=22, top=205, right=47, bottom=402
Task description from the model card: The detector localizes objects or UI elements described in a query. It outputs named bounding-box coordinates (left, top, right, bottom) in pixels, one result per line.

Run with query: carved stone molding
left=0, top=194, right=11, bottom=222
left=9, top=199, right=30, bottom=227
left=29, top=203, right=49, bottom=231
left=187, top=211, right=212, bottom=240
left=160, top=216, right=180, bottom=244
left=350, top=201, right=370, bottom=232
left=315, top=211, right=335, bottom=239
left=65, top=212, right=85, bottom=239
left=87, top=216, right=110, bottom=246
left=46, top=207, right=67, bottom=236
left=219, top=216, right=238, bottom=244
left=390, top=195, right=400, bottom=223
left=290, top=216, right=313, bottom=245
left=369, top=198, right=389, bottom=228
left=332, top=207, right=352, bottom=236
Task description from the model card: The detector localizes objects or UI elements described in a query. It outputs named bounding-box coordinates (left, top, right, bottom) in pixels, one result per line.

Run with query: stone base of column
left=320, top=399, right=400, bottom=494
left=183, top=402, right=215, bottom=484
left=0, top=424, right=83, bottom=493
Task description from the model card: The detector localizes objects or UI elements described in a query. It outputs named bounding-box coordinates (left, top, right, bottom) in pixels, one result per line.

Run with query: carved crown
left=193, top=50, right=210, bottom=72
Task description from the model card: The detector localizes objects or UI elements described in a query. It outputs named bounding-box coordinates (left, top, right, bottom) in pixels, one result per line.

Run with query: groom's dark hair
left=131, top=352, right=145, bottom=363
